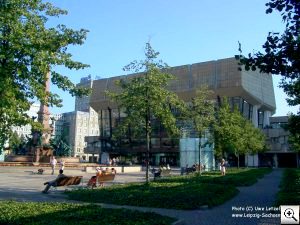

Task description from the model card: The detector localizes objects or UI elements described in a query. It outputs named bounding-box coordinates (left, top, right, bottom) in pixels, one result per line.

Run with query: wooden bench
left=185, top=167, right=196, bottom=174
left=182, top=165, right=205, bottom=175
left=97, top=173, right=115, bottom=186
left=151, top=169, right=171, bottom=179
left=161, top=169, right=171, bottom=176
left=55, top=176, right=83, bottom=187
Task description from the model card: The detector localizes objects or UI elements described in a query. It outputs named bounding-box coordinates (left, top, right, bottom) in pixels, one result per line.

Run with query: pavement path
left=0, top=167, right=283, bottom=225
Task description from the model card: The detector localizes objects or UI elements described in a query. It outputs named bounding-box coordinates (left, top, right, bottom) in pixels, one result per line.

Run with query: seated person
left=87, top=167, right=102, bottom=188
left=151, top=167, right=156, bottom=174
left=192, top=164, right=197, bottom=172
left=42, top=169, right=66, bottom=193
left=111, top=168, right=116, bottom=174
left=159, top=165, right=164, bottom=171
left=166, top=164, right=171, bottom=170
left=152, top=167, right=161, bottom=178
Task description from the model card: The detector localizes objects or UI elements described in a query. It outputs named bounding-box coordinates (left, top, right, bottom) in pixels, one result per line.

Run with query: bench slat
left=97, top=173, right=115, bottom=183
left=56, top=176, right=83, bottom=187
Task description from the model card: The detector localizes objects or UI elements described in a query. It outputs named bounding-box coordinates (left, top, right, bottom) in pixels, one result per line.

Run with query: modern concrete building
left=262, top=116, right=299, bottom=168
left=86, top=57, right=276, bottom=167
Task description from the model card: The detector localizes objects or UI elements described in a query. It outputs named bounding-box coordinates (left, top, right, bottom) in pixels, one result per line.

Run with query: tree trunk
left=145, top=107, right=150, bottom=183
left=198, top=134, right=202, bottom=175
left=237, top=154, right=240, bottom=169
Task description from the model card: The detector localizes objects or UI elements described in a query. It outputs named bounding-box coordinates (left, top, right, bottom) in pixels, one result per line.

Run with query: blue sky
left=48, top=0, right=298, bottom=116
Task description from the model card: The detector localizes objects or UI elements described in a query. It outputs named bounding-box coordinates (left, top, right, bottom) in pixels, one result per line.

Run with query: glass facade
left=87, top=57, right=276, bottom=166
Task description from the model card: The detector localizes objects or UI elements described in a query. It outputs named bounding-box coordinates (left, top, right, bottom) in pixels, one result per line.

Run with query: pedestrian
left=59, top=159, right=65, bottom=172
left=50, top=156, right=57, bottom=175
left=221, top=158, right=226, bottom=176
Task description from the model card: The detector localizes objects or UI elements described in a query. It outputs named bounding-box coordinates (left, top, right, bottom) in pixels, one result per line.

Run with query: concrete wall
left=5, top=155, right=34, bottom=162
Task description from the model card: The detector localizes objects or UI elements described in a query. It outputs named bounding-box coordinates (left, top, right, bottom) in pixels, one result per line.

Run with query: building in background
left=51, top=113, right=64, bottom=137
left=261, top=116, right=298, bottom=168
left=11, top=103, right=40, bottom=138
left=8, top=76, right=100, bottom=162
left=55, top=76, right=100, bottom=161
left=87, top=57, right=277, bottom=167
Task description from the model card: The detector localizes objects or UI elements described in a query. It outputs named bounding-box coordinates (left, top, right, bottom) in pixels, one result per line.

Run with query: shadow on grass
left=0, top=201, right=175, bottom=225
left=66, top=181, right=238, bottom=209
left=65, top=168, right=272, bottom=210
left=156, top=167, right=272, bottom=186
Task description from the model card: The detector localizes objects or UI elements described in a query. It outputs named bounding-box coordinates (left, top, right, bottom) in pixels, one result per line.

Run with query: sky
left=47, top=0, right=299, bottom=116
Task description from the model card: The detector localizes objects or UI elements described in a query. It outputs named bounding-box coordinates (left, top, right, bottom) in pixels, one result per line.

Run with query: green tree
left=107, top=43, right=185, bottom=182
left=214, top=99, right=245, bottom=167
left=50, top=136, right=71, bottom=157
left=215, top=98, right=267, bottom=167
left=214, top=98, right=239, bottom=159
left=236, top=0, right=300, bottom=149
left=186, top=86, right=215, bottom=172
left=285, top=114, right=300, bottom=167
left=240, top=116, right=266, bottom=166
left=8, top=131, right=21, bottom=153
left=0, top=0, right=90, bottom=152
left=8, top=131, right=28, bottom=154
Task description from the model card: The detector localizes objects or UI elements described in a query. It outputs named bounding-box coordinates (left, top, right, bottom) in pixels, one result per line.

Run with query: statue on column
left=33, top=71, right=54, bottom=164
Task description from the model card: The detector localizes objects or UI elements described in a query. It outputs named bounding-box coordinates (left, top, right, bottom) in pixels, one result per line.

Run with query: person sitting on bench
left=87, top=167, right=102, bottom=188
left=42, top=169, right=66, bottom=193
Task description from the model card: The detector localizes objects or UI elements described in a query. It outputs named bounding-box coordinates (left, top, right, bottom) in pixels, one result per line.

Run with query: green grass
left=157, top=168, right=272, bottom=187
left=0, top=201, right=176, bottom=225
left=275, top=168, right=300, bottom=206
left=66, top=168, right=272, bottom=210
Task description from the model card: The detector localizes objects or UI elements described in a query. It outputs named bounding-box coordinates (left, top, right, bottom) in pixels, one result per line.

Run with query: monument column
left=37, top=71, right=52, bottom=145
left=33, top=71, right=53, bottom=164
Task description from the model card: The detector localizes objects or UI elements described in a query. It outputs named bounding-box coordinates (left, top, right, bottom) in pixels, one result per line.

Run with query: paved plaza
left=0, top=167, right=283, bottom=225
left=0, top=166, right=147, bottom=202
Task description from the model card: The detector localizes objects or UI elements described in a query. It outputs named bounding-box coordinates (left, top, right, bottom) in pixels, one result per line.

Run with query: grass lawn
left=275, top=168, right=300, bottom=206
left=66, top=168, right=272, bottom=210
left=0, top=201, right=176, bottom=225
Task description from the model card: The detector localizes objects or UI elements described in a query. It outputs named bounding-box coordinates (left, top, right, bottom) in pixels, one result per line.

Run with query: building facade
left=11, top=103, right=40, bottom=138
left=86, top=57, right=276, bottom=166
left=54, top=76, right=100, bottom=161
left=262, top=116, right=299, bottom=168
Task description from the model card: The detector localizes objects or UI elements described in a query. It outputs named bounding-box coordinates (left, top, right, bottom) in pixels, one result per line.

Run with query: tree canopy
left=0, top=0, right=90, bottom=151
left=235, top=0, right=300, bottom=150
left=214, top=98, right=266, bottom=165
left=185, top=86, right=215, bottom=167
left=50, top=136, right=71, bottom=157
left=107, top=43, right=185, bottom=182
